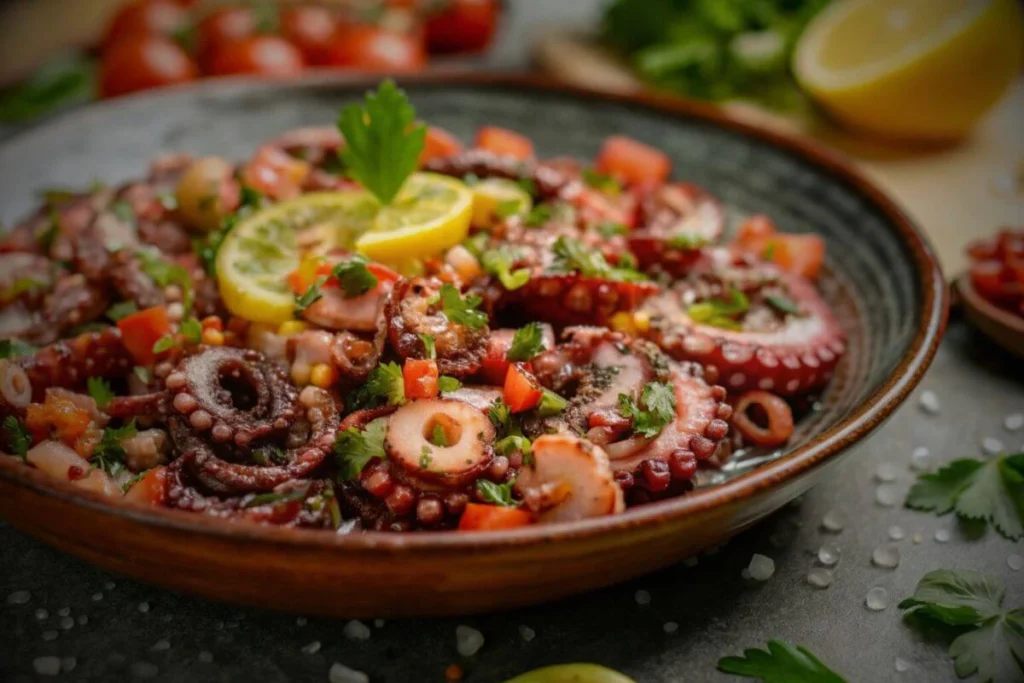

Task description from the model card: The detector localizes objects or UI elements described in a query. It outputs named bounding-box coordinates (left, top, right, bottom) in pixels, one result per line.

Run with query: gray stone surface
left=3, top=320, right=1022, bottom=682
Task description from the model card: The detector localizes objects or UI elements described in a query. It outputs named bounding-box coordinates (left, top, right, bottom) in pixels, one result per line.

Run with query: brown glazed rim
left=0, top=72, right=949, bottom=554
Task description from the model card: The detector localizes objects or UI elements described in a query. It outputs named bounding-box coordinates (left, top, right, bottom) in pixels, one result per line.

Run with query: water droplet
left=821, top=510, right=844, bottom=533
left=1007, top=554, right=1022, bottom=571
left=151, top=639, right=170, bottom=651
left=887, top=525, right=905, bottom=541
left=6, top=590, right=30, bottom=605
left=807, top=568, right=833, bottom=588
left=33, top=656, right=61, bottom=676
left=875, top=462, right=899, bottom=482
left=344, top=620, right=372, bottom=641
left=518, top=625, right=535, bottom=641
left=199, top=652, right=214, bottom=663
left=295, top=616, right=307, bottom=626
left=817, top=544, right=841, bottom=566
left=910, top=447, right=931, bottom=471
left=138, top=602, right=150, bottom=613
left=872, top=544, right=901, bottom=568
left=748, top=554, right=775, bottom=581
left=59, top=616, right=74, bottom=630
left=329, top=662, right=370, bottom=683
left=42, top=631, right=58, bottom=641
left=455, top=625, right=485, bottom=656
left=634, top=589, right=651, bottom=605
left=866, top=587, right=890, bottom=611
left=875, top=485, right=899, bottom=507
left=301, top=641, right=321, bottom=655
left=934, top=529, right=950, bottom=543
left=129, top=662, right=159, bottom=679
left=894, top=657, right=911, bottom=673
left=373, top=619, right=385, bottom=628
left=982, top=437, right=1005, bottom=456
left=92, top=593, right=103, bottom=602
left=1004, top=414, right=1024, bottom=431
left=663, top=621, right=679, bottom=633
left=918, top=391, right=940, bottom=415
left=34, top=608, right=48, bottom=620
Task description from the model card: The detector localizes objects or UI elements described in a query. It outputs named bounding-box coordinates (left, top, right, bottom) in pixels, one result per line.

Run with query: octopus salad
left=0, top=81, right=846, bottom=532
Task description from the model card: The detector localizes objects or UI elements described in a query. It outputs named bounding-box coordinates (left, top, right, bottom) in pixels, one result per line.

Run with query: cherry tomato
left=419, top=126, right=464, bottom=165
left=458, top=503, right=533, bottom=531
left=197, top=6, right=257, bottom=61
left=596, top=136, right=671, bottom=187
left=475, top=126, right=533, bottom=160
left=103, top=0, right=189, bottom=51
left=503, top=363, right=543, bottom=413
left=281, top=6, right=338, bottom=65
left=403, top=359, right=440, bottom=400
left=425, top=0, right=499, bottom=54
left=323, top=25, right=426, bottom=73
left=117, top=305, right=172, bottom=365
left=100, top=35, right=198, bottom=98
left=766, top=234, right=825, bottom=280
left=208, top=35, right=306, bottom=77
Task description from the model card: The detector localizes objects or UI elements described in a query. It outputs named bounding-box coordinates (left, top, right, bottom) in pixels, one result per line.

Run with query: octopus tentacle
left=19, top=328, right=133, bottom=400
left=424, top=149, right=580, bottom=202
left=628, top=183, right=725, bottom=277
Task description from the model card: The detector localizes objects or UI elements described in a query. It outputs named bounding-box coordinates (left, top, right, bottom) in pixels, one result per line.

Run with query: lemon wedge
left=470, top=177, right=533, bottom=227
left=356, top=172, right=473, bottom=264
left=793, top=0, right=1024, bottom=141
left=216, top=192, right=377, bottom=324
left=504, top=664, right=636, bottom=683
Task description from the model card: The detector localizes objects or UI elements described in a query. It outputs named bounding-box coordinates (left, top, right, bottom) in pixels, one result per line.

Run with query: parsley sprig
left=899, top=569, right=1024, bottom=683
left=437, top=283, right=488, bottom=330
left=338, top=80, right=425, bottom=205
left=86, top=377, right=114, bottom=410
left=0, top=339, right=35, bottom=359
left=686, top=287, right=749, bottom=330
left=506, top=322, right=546, bottom=362
left=476, top=479, right=517, bottom=507
left=618, top=382, right=676, bottom=437
left=331, top=254, right=378, bottom=298
left=718, top=640, right=846, bottom=682
left=349, top=362, right=405, bottom=410
left=91, top=420, right=137, bottom=478
left=334, top=418, right=388, bottom=481
left=906, top=452, right=1024, bottom=540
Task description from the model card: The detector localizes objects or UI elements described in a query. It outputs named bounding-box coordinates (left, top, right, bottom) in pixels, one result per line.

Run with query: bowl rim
left=0, top=72, right=949, bottom=553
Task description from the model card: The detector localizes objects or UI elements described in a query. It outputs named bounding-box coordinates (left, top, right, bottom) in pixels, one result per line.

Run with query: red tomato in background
left=475, top=126, right=533, bottom=160
left=281, top=6, right=338, bottom=65
left=425, top=0, right=499, bottom=54
left=595, top=135, right=671, bottom=187
left=323, top=26, right=426, bottom=73
left=100, top=34, right=198, bottom=97
left=197, top=6, right=257, bottom=60
left=208, top=35, right=306, bottom=77
left=103, top=0, right=189, bottom=51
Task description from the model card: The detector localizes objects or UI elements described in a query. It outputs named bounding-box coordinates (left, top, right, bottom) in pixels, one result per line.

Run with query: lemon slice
left=793, top=0, right=1024, bottom=141
left=216, top=192, right=378, bottom=324
left=504, top=664, right=635, bottom=683
left=470, top=177, right=533, bottom=227
left=356, top=172, right=472, bottom=264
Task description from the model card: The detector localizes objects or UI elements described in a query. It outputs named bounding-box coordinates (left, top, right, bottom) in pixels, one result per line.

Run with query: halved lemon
left=356, top=172, right=473, bottom=264
left=470, top=177, right=533, bottom=227
left=216, top=192, right=377, bottom=324
left=794, top=0, right=1023, bottom=141
left=504, top=664, right=635, bottom=683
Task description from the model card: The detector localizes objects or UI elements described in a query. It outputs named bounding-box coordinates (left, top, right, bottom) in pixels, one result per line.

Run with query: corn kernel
left=291, top=364, right=311, bottom=386
left=632, top=311, right=651, bottom=333
left=278, top=320, right=308, bottom=337
left=609, top=311, right=636, bottom=335
left=310, top=363, right=336, bottom=389
left=201, top=328, right=225, bottom=346
left=201, top=315, right=223, bottom=331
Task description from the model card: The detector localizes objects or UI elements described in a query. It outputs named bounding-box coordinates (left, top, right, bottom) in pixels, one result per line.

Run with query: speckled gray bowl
left=0, top=75, right=948, bottom=617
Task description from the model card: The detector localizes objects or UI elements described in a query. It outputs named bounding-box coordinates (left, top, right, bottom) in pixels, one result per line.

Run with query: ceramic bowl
left=0, top=75, right=948, bottom=617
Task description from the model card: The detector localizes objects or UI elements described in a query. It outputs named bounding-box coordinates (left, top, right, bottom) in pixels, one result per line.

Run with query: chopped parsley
left=618, top=382, right=676, bottom=437
left=40, top=188, right=76, bottom=207
left=137, top=249, right=193, bottom=311
left=494, top=198, right=525, bottom=219
left=438, top=375, right=462, bottom=393
left=765, top=294, right=801, bottom=316
left=537, top=390, right=568, bottom=417
left=429, top=424, right=447, bottom=448
left=338, top=79, right=425, bottom=205
left=0, top=339, right=35, bottom=359
left=506, top=322, right=546, bottom=362
left=294, top=278, right=326, bottom=316
left=418, top=334, right=437, bottom=360
left=86, top=377, right=114, bottom=410
left=419, top=446, right=434, bottom=468
left=242, top=487, right=310, bottom=509
left=330, top=254, right=378, bottom=298
left=351, top=361, right=405, bottom=409
left=481, top=245, right=531, bottom=291
left=437, top=283, right=488, bottom=330
left=517, top=178, right=538, bottom=196
left=37, top=210, right=60, bottom=253
left=495, top=435, right=531, bottom=461
left=488, top=397, right=512, bottom=436
left=105, top=300, right=138, bottom=322
left=582, top=168, right=622, bottom=194
left=251, top=445, right=288, bottom=466
left=110, top=199, right=136, bottom=227
left=596, top=221, right=628, bottom=238
left=333, top=418, right=387, bottom=481
left=550, top=236, right=647, bottom=283
left=476, top=479, right=517, bottom=507
left=151, top=335, right=177, bottom=355
left=133, top=366, right=153, bottom=385
left=2, top=416, right=31, bottom=459
left=91, top=420, right=137, bottom=478
left=523, top=203, right=553, bottom=227
left=179, top=318, right=202, bottom=344
left=686, top=287, right=749, bottom=330
left=667, top=233, right=709, bottom=250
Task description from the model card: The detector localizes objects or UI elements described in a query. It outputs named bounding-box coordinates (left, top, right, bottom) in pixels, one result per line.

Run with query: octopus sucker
left=19, top=328, right=133, bottom=400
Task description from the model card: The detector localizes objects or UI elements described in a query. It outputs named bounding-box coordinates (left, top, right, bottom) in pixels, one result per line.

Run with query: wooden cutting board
left=535, top=33, right=1024, bottom=277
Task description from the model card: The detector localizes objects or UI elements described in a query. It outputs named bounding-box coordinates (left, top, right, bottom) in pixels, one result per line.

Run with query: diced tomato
left=766, top=234, right=825, bottom=280
left=117, top=306, right=172, bottom=365
left=595, top=135, right=671, bottom=187
left=479, top=331, right=515, bottom=385
left=403, top=359, right=439, bottom=400
left=241, top=145, right=311, bottom=201
left=735, top=214, right=777, bottom=249
left=475, top=126, right=533, bottom=160
left=366, top=263, right=401, bottom=289
left=458, top=503, right=533, bottom=531
left=123, top=466, right=169, bottom=506
left=425, top=0, right=499, bottom=54
left=503, top=363, right=542, bottom=413
left=419, top=126, right=464, bottom=165
left=25, top=395, right=92, bottom=445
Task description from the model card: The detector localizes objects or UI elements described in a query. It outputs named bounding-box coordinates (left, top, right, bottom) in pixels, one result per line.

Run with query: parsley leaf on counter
left=437, top=283, right=488, bottom=330
left=2, top=416, right=31, bottom=460
left=506, top=322, right=546, bottom=362
left=476, top=479, right=517, bottom=507
left=618, top=382, right=676, bottom=437
left=717, top=640, right=847, bottom=682
left=86, top=377, right=114, bottom=410
left=331, top=254, right=378, bottom=298
left=906, top=453, right=1024, bottom=540
left=334, top=418, right=388, bottom=481
left=899, top=570, right=1024, bottom=683
left=338, top=79, right=425, bottom=205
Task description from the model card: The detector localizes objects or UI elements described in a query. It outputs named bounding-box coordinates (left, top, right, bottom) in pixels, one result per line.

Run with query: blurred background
left=0, top=0, right=1021, bottom=277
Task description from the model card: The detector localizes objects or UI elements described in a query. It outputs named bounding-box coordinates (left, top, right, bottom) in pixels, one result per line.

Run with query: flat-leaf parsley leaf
left=717, top=640, right=847, bottom=682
